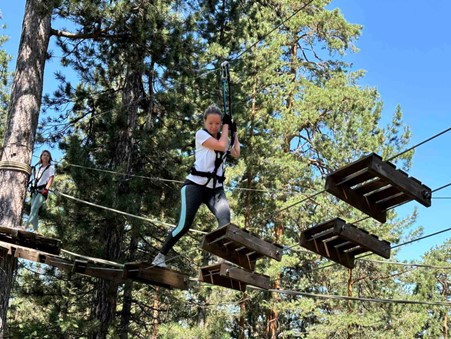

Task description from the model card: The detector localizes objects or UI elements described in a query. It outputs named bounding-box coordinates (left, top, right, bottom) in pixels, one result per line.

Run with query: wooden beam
left=300, top=218, right=391, bottom=269
left=199, top=262, right=270, bottom=291
left=325, top=153, right=432, bottom=223
left=200, top=223, right=283, bottom=270
left=199, top=264, right=246, bottom=291
left=124, top=262, right=189, bottom=290
left=0, top=225, right=61, bottom=255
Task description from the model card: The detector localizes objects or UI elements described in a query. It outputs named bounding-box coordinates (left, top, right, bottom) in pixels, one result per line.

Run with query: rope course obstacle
left=1, top=126, right=448, bottom=292
left=0, top=226, right=189, bottom=290
left=199, top=223, right=283, bottom=291
left=300, top=152, right=432, bottom=268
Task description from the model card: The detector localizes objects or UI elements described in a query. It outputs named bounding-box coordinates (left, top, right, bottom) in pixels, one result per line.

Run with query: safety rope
left=52, top=189, right=207, bottom=235
left=0, top=161, right=32, bottom=175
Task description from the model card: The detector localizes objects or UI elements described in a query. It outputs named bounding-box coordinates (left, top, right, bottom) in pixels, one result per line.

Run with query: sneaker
left=25, top=228, right=41, bottom=235
left=151, top=253, right=167, bottom=268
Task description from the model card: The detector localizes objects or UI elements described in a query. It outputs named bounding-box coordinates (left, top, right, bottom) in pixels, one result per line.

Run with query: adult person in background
left=24, top=150, right=55, bottom=233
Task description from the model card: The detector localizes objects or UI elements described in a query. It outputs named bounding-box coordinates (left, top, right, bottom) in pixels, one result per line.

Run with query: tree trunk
left=444, top=310, right=449, bottom=339
left=151, top=288, right=160, bottom=339
left=0, top=0, right=52, bottom=333
left=89, top=64, right=141, bottom=338
left=266, top=221, right=284, bottom=339
left=118, top=230, right=139, bottom=339
left=239, top=293, right=247, bottom=339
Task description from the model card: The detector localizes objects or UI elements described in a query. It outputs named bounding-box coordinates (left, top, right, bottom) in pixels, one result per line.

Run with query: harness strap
left=190, top=129, right=227, bottom=188
left=29, top=164, right=50, bottom=191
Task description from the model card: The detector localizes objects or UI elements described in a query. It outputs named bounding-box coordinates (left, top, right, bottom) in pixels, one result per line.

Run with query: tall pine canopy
left=1, top=0, right=449, bottom=338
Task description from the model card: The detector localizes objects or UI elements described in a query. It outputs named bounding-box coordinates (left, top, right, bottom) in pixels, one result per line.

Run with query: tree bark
left=151, top=288, right=160, bottom=339
left=0, top=0, right=52, bottom=333
left=89, top=64, right=141, bottom=339
left=119, top=227, right=139, bottom=339
left=266, top=221, right=284, bottom=339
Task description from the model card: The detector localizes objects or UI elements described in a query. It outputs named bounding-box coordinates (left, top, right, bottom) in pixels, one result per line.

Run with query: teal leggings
left=160, top=181, right=231, bottom=255
left=26, top=192, right=46, bottom=231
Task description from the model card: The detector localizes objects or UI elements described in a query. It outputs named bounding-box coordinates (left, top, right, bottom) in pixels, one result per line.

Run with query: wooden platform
left=300, top=218, right=391, bottom=268
left=124, top=262, right=189, bottom=290
left=48, top=256, right=126, bottom=283
left=199, top=262, right=270, bottom=292
left=0, top=225, right=61, bottom=254
left=325, top=153, right=432, bottom=223
left=0, top=241, right=188, bottom=289
left=200, top=223, right=283, bottom=271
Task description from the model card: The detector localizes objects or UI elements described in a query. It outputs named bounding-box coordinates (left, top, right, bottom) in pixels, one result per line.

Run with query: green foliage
left=5, top=0, right=448, bottom=338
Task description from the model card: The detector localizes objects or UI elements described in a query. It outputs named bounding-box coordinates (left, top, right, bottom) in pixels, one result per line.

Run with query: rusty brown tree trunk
left=118, top=229, right=139, bottom=339
left=444, top=311, right=449, bottom=339
left=151, top=287, right=160, bottom=339
left=0, top=0, right=52, bottom=335
left=266, top=221, right=284, bottom=339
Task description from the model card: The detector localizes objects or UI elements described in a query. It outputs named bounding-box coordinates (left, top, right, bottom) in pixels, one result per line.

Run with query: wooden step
left=123, top=262, right=189, bottom=290
left=0, top=225, right=61, bottom=254
left=300, top=218, right=391, bottom=268
left=199, top=262, right=271, bottom=291
left=200, top=223, right=283, bottom=270
left=0, top=241, right=188, bottom=289
left=45, top=256, right=125, bottom=283
left=325, top=153, right=432, bottom=223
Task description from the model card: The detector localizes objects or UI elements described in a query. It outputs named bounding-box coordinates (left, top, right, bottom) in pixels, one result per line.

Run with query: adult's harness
left=190, top=61, right=235, bottom=189
left=189, top=130, right=227, bottom=189
left=27, top=164, right=50, bottom=197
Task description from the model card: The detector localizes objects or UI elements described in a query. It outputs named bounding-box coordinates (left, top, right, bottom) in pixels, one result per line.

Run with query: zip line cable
left=357, top=258, right=451, bottom=270
left=262, top=179, right=451, bottom=290
left=385, top=127, right=451, bottom=162
left=61, top=162, right=276, bottom=193
left=264, top=125, right=451, bottom=223
left=230, top=0, right=315, bottom=63
left=249, top=287, right=451, bottom=307
left=193, top=276, right=451, bottom=308
left=195, top=0, right=316, bottom=78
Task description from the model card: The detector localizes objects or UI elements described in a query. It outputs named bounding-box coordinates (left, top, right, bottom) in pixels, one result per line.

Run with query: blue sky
left=1, top=1, right=450, bottom=261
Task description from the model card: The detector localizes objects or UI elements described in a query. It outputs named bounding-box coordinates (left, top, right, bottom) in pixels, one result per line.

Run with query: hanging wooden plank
left=0, top=240, right=188, bottom=287
left=325, top=153, right=432, bottom=223
left=199, top=262, right=270, bottom=291
left=123, top=262, right=189, bottom=290
left=0, top=225, right=61, bottom=254
left=300, top=218, right=391, bottom=269
left=45, top=255, right=75, bottom=271
left=200, top=223, right=283, bottom=270
left=70, top=260, right=125, bottom=283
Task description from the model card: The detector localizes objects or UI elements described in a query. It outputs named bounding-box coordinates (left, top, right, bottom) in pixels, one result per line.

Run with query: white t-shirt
left=186, top=129, right=228, bottom=188
left=35, top=164, right=55, bottom=187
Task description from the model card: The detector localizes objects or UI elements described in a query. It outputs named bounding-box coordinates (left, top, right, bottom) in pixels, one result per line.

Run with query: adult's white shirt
left=35, top=165, right=55, bottom=187
left=186, top=129, right=228, bottom=188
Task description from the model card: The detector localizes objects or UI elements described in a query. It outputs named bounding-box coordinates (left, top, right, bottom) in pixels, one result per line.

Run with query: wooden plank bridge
left=0, top=226, right=189, bottom=290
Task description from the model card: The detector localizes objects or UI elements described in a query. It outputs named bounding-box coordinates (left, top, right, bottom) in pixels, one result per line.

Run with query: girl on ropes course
left=152, top=103, right=240, bottom=268
left=23, top=150, right=55, bottom=233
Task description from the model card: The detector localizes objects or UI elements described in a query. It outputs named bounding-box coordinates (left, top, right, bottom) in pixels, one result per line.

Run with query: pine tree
left=0, top=0, right=53, bottom=334
left=3, top=0, right=438, bottom=337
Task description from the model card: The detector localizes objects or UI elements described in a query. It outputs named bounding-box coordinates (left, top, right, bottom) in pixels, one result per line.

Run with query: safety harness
left=28, top=164, right=50, bottom=196
left=189, top=129, right=227, bottom=189
left=189, top=61, right=234, bottom=189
